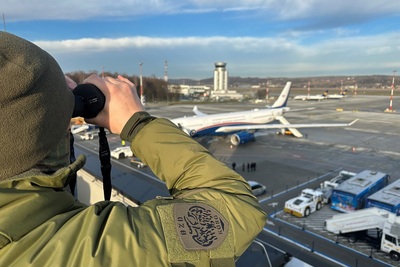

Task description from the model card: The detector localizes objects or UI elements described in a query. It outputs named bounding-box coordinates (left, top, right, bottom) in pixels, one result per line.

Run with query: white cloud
left=34, top=30, right=400, bottom=78
left=3, top=0, right=400, bottom=23
left=5, top=0, right=398, bottom=78
left=35, top=31, right=400, bottom=56
left=1, top=0, right=181, bottom=21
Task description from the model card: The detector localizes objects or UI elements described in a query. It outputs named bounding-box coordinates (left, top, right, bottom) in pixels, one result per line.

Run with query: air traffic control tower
left=214, top=62, right=228, bottom=91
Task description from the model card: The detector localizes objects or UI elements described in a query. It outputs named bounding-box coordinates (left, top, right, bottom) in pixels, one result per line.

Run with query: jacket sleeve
left=124, top=116, right=267, bottom=258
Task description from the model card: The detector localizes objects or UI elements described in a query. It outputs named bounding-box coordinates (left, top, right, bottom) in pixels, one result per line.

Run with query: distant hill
left=169, top=75, right=396, bottom=89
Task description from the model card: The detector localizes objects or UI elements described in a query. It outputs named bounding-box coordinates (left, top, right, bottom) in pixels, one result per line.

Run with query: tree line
left=66, top=70, right=181, bottom=102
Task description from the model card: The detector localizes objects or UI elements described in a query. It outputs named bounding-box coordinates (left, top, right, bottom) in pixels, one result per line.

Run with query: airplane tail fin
left=271, top=82, right=292, bottom=108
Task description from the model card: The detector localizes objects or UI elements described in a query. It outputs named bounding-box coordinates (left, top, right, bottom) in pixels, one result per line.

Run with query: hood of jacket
left=0, top=155, right=86, bottom=248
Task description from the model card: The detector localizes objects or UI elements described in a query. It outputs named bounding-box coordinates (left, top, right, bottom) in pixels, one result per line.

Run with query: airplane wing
left=286, top=107, right=316, bottom=112
left=215, top=119, right=358, bottom=133
left=193, top=105, right=208, bottom=116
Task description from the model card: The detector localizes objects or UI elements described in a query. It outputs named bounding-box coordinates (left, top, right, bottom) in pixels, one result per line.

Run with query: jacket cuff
left=120, top=112, right=156, bottom=142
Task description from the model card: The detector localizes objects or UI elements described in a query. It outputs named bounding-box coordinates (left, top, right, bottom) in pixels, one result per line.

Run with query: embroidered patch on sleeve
left=173, top=203, right=229, bottom=250
left=156, top=200, right=233, bottom=263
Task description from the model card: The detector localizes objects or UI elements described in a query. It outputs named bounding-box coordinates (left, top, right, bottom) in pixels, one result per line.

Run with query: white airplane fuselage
left=169, top=81, right=355, bottom=145
left=171, top=107, right=287, bottom=137
left=293, top=95, right=325, bottom=101
left=326, top=94, right=345, bottom=99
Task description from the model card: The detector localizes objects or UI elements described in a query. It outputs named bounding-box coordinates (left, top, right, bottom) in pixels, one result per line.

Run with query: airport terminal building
left=169, top=62, right=244, bottom=101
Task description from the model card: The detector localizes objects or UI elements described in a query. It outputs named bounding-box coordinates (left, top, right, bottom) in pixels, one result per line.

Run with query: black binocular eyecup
left=72, top=84, right=105, bottom=119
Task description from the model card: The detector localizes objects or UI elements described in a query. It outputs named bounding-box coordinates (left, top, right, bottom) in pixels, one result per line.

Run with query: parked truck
left=111, top=146, right=133, bottom=159
left=284, top=188, right=323, bottom=217
left=325, top=207, right=400, bottom=261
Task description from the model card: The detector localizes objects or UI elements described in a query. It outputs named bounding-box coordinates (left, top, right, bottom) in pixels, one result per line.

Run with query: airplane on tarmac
left=325, top=89, right=347, bottom=99
left=293, top=88, right=333, bottom=101
left=294, top=89, right=347, bottom=101
left=71, top=123, right=98, bottom=134
left=293, top=82, right=327, bottom=101
left=293, top=92, right=326, bottom=101
left=171, top=82, right=358, bottom=146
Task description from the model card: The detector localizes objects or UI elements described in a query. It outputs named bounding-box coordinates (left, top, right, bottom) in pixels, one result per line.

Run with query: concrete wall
left=76, top=169, right=138, bottom=207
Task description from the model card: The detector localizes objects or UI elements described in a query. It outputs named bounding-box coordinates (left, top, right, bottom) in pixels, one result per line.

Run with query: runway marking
left=380, top=150, right=400, bottom=157
left=347, top=127, right=400, bottom=136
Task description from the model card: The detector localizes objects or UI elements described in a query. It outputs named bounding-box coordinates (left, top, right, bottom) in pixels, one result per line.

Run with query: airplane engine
left=179, top=126, right=195, bottom=137
left=189, top=129, right=197, bottom=137
left=230, top=132, right=255, bottom=146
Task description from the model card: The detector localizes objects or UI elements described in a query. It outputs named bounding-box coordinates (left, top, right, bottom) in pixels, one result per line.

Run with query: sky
left=2, top=0, right=400, bottom=80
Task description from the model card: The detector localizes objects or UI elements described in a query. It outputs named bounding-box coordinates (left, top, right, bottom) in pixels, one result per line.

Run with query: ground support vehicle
left=284, top=188, right=323, bottom=217
left=79, top=132, right=95, bottom=140
left=130, top=158, right=147, bottom=168
left=111, top=146, right=133, bottom=159
left=326, top=207, right=400, bottom=261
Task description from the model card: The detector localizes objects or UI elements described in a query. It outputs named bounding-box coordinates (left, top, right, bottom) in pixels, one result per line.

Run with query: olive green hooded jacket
left=0, top=118, right=266, bottom=266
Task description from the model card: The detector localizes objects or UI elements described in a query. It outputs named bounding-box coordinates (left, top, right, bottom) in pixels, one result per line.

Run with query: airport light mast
left=307, top=81, right=310, bottom=98
left=385, top=70, right=397, bottom=112
left=139, top=62, right=145, bottom=106
left=340, top=80, right=343, bottom=94
left=164, top=60, right=169, bottom=102
left=265, top=80, right=269, bottom=101
left=164, top=60, right=168, bottom=83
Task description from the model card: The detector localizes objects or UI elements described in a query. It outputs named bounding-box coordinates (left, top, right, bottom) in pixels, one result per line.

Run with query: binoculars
left=72, top=84, right=105, bottom=119
left=70, top=83, right=112, bottom=201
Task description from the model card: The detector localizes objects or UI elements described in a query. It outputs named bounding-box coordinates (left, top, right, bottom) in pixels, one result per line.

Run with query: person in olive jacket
left=0, top=31, right=266, bottom=267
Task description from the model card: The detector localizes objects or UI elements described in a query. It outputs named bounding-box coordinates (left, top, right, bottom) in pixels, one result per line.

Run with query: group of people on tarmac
left=245, top=162, right=257, bottom=172
left=232, top=162, right=257, bottom=172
